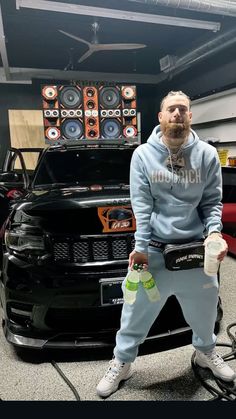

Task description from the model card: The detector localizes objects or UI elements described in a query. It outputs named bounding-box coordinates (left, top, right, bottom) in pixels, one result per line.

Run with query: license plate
left=100, top=277, right=124, bottom=306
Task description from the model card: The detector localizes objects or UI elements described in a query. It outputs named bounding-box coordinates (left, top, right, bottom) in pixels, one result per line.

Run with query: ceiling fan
left=59, top=21, right=147, bottom=64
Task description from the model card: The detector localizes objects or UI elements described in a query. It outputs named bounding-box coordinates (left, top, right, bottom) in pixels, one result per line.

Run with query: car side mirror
left=0, top=171, right=22, bottom=182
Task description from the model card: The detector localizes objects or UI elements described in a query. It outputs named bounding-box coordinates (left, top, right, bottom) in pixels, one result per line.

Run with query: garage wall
left=190, top=88, right=236, bottom=164
left=0, top=82, right=42, bottom=169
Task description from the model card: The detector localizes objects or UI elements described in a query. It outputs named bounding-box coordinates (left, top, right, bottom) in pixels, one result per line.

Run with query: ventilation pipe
left=127, top=1, right=236, bottom=18
left=156, top=25, right=236, bottom=83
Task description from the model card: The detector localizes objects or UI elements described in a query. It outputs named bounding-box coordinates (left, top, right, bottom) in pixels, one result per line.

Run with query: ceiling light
left=16, top=0, right=220, bottom=31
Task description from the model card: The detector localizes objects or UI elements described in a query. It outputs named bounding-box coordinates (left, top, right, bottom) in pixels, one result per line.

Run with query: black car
left=0, top=145, right=222, bottom=351
left=0, top=148, right=43, bottom=262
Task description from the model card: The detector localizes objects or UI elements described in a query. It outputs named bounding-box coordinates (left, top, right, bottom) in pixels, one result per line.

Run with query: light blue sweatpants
left=114, top=246, right=219, bottom=363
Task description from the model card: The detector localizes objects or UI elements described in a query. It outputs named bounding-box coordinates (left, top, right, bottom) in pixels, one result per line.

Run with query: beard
left=161, top=120, right=191, bottom=141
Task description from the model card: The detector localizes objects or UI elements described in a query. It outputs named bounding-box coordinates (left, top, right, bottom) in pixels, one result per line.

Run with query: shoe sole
left=97, top=369, right=133, bottom=398
left=194, top=358, right=236, bottom=382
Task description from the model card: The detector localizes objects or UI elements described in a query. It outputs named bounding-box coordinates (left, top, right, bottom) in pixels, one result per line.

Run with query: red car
left=222, top=167, right=236, bottom=256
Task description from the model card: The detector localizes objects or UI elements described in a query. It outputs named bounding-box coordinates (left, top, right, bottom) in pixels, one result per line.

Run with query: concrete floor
left=0, top=256, right=236, bottom=401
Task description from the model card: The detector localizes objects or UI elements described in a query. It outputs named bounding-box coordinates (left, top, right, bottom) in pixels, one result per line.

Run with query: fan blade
left=93, top=43, right=146, bottom=50
left=59, top=30, right=91, bottom=46
left=78, top=49, right=95, bottom=63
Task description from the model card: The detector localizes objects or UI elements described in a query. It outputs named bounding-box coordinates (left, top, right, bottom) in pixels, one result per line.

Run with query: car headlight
left=4, top=229, right=45, bottom=252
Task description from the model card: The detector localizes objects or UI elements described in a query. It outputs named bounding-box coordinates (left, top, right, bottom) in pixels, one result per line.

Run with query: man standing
left=96, top=90, right=236, bottom=398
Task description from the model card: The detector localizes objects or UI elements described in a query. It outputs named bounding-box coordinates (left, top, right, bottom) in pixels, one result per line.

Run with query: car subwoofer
left=59, top=86, right=83, bottom=109
left=99, top=86, right=121, bottom=109
left=61, top=119, right=83, bottom=140
left=100, top=118, right=122, bottom=139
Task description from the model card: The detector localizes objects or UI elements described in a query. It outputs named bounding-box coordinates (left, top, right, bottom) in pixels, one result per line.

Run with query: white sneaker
left=195, top=349, right=236, bottom=382
left=96, top=358, right=132, bottom=398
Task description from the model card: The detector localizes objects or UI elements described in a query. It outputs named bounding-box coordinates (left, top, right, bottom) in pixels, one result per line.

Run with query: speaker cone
left=122, top=86, right=136, bottom=100
left=59, top=87, right=82, bottom=108
left=46, top=127, right=60, bottom=141
left=42, top=86, right=57, bottom=100
left=123, top=125, right=137, bottom=138
left=86, top=100, right=95, bottom=110
left=99, top=87, right=120, bottom=109
left=85, top=87, right=95, bottom=97
left=61, top=119, right=83, bottom=140
left=101, top=119, right=122, bottom=139
left=88, top=129, right=98, bottom=138
left=88, top=118, right=96, bottom=126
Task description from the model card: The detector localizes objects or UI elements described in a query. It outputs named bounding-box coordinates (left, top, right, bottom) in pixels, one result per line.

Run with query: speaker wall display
left=41, top=83, right=140, bottom=145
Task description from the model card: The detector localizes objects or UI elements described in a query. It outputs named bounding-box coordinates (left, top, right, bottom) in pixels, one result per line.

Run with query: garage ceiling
left=0, top=0, right=236, bottom=84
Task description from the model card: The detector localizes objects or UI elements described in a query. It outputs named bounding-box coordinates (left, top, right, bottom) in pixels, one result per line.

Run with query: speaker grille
left=61, top=119, right=83, bottom=140
left=59, top=86, right=82, bottom=108
left=101, top=119, right=122, bottom=139
left=99, top=87, right=120, bottom=109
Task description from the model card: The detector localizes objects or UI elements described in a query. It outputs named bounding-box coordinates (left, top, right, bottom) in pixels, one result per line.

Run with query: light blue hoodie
left=130, top=125, right=223, bottom=253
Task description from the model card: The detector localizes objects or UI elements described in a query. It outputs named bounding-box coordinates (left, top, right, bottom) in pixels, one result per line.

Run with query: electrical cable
left=191, top=322, right=236, bottom=401
left=50, top=360, right=81, bottom=401
left=51, top=322, right=236, bottom=401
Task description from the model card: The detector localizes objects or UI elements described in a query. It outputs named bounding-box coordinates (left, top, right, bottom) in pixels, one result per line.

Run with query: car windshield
left=32, top=148, right=134, bottom=187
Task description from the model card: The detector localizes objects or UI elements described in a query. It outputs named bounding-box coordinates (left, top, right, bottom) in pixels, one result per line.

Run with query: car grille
left=52, top=234, right=135, bottom=263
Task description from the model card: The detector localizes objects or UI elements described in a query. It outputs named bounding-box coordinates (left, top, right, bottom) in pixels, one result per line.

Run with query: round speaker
left=123, top=125, right=137, bottom=138
left=59, top=86, right=82, bottom=108
left=101, top=119, right=122, bottom=139
left=87, top=129, right=98, bottom=138
left=61, top=109, right=68, bottom=117
left=122, top=86, right=136, bottom=100
left=42, top=86, right=57, bottom=100
left=88, top=118, right=96, bottom=126
left=61, top=119, right=83, bottom=139
left=86, top=100, right=95, bottom=110
left=101, top=110, right=107, bottom=117
left=46, top=127, right=60, bottom=141
left=99, top=87, right=120, bottom=109
left=85, top=87, right=95, bottom=97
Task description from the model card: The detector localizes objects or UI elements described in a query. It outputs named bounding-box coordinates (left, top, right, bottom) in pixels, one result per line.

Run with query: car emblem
left=97, top=206, right=136, bottom=233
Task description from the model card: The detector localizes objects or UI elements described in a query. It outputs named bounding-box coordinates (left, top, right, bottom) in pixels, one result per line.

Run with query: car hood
left=15, top=186, right=131, bottom=211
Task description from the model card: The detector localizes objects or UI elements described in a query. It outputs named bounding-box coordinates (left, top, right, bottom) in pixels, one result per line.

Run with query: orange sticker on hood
left=98, top=206, right=136, bottom=233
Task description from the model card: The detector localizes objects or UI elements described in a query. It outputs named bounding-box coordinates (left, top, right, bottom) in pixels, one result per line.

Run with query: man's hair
left=160, top=90, right=191, bottom=110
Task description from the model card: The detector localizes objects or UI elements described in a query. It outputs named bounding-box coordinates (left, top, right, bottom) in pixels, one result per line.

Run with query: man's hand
left=129, top=250, right=148, bottom=269
left=204, top=233, right=228, bottom=262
